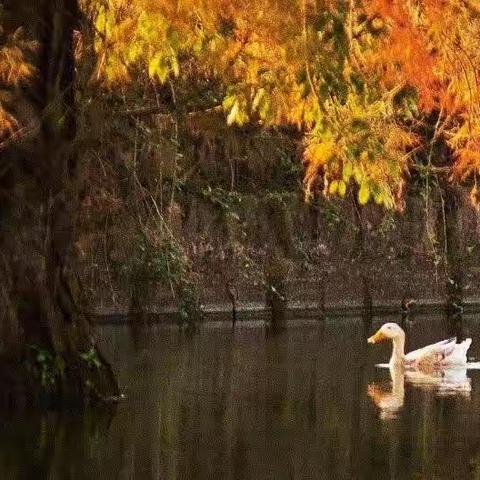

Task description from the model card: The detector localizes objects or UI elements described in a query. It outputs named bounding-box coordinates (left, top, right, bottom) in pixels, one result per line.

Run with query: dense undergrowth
left=75, top=92, right=480, bottom=317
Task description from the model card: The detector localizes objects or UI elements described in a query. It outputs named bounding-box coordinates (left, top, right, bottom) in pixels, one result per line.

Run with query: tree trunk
left=351, top=192, right=373, bottom=320
left=442, top=183, right=465, bottom=339
left=432, top=137, right=465, bottom=339
left=265, top=248, right=288, bottom=333
left=0, top=1, right=118, bottom=406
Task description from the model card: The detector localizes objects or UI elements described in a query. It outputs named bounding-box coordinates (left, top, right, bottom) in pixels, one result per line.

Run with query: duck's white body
left=368, top=323, right=472, bottom=368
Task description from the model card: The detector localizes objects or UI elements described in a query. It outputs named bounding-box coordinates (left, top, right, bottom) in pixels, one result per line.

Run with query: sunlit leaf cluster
left=4, top=0, right=480, bottom=209
left=304, top=88, right=416, bottom=208
left=84, top=0, right=415, bottom=207
left=365, top=0, right=480, bottom=196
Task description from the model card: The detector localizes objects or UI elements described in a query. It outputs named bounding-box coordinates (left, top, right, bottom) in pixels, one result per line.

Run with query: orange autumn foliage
left=3, top=0, right=480, bottom=209
left=365, top=0, right=480, bottom=186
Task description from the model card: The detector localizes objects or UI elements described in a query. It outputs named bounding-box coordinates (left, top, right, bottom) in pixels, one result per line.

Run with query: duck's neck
left=389, top=333, right=406, bottom=366
left=390, top=365, right=405, bottom=399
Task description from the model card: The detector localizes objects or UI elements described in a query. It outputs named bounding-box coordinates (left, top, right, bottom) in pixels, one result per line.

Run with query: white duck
left=368, top=322, right=472, bottom=368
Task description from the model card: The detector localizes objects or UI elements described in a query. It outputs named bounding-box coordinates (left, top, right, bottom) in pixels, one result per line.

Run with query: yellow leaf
left=353, top=165, right=363, bottom=183
left=358, top=184, right=370, bottom=205
left=338, top=180, right=346, bottom=197
left=360, top=151, right=369, bottom=162
left=156, top=61, right=169, bottom=83
left=148, top=53, right=161, bottom=78
left=258, top=94, right=271, bottom=120
left=222, top=94, right=236, bottom=110
left=306, top=140, right=335, bottom=167
left=95, top=10, right=106, bottom=33
left=252, top=88, right=266, bottom=111
left=343, top=162, right=353, bottom=182
left=329, top=180, right=338, bottom=195
left=373, top=191, right=383, bottom=205
left=383, top=195, right=394, bottom=209
left=227, top=100, right=239, bottom=126
left=171, top=55, right=180, bottom=77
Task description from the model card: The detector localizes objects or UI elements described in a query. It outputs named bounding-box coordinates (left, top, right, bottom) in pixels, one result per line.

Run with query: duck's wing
left=405, top=338, right=472, bottom=367
left=405, top=338, right=456, bottom=363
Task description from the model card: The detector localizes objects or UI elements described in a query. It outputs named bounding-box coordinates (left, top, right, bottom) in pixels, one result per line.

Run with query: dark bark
left=263, top=194, right=292, bottom=333
left=317, top=279, right=326, bottom=321
left=443, top=183, right=465, bottom=339
left=444, top=186, right=463, bottom=299
left=351, top=192, right=373, bottom=320
left=0, top=0, right=118, bottom=406
left=265, top=248, right=288, bottom=333
left=433, top=138, right=465, bottom=339
left=226, top=280, right=238, bottom=327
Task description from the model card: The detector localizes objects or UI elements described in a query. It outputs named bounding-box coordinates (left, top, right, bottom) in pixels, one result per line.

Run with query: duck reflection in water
left=368, top=365, right=471, bottom=420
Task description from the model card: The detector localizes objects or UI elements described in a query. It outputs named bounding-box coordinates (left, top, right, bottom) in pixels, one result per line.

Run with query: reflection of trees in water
left=348, top=318, right=369, bottom=479
left=0, top=409, right=117, bottom=478
left=264, top=331, right=294, bottom=478
left=17, top=325, right=365, bottom=478
left=4, top=323, right=480, bottom=479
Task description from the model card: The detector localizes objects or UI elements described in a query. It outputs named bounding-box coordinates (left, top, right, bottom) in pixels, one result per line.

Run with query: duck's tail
left=461, top=338, right=472, bottom=352
left=447, top=338, right=472, bottom=365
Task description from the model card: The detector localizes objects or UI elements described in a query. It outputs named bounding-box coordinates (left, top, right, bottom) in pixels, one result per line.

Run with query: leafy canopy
left=3, top=0, right=480, bottom=208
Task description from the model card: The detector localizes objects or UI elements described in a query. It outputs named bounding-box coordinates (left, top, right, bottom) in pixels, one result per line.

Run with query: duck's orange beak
left=368, top=330, right=388, bottom=344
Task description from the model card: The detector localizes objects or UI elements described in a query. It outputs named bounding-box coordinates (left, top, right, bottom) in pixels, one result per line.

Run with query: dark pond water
left=2, top=315, right=480, bottom=479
